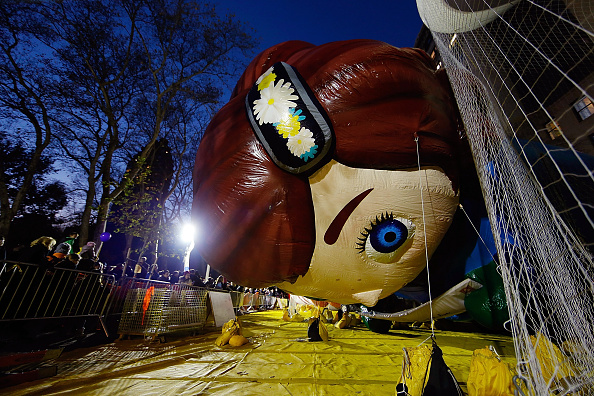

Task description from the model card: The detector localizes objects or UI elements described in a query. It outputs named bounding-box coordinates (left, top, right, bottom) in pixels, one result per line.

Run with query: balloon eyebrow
left=324, top=188, right=373, bottom=245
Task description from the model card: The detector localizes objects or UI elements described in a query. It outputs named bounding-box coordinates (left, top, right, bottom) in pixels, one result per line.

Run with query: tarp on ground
left=5, top=310, right=516, bottom=395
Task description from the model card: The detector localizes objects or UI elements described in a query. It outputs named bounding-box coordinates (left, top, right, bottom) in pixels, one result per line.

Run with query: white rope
left=457, top=203, right=496, bottom=263
left=415, top=136, right=435, bottom=340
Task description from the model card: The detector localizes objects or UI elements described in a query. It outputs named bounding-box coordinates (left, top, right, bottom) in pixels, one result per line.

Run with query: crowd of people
left=1, top=232, right=102, bottom=273
left=0, top=231, right=288, bottom=299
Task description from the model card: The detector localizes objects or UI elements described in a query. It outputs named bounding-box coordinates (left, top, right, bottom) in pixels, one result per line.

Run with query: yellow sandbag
left=318, top=319, right=329, bottom=341
left=307, top=308, right=329, bottom=341
left=314, top=307, right=328, bottom=341
left=322, top=308, right=334, bottom=323
left=334, top=312, right=352, bottom=329
left=229, top=335, right=249, bottom=347
left=215, top=318, right=242, bottom=346
left=224, top=318, right=242, bottom=334
left=282, top=307, right=304, bottom=322
left=398, top=344, right=432, bottom=396
left=530, top=333, right=571, bottom=385
left=467, top=347, right=515, bottom=396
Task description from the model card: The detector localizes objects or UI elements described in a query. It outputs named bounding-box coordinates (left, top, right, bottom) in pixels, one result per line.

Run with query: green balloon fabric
left=464, top=260, right=510, bottom=330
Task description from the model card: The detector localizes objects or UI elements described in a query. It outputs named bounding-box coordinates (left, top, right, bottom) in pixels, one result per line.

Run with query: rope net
left=418, top=0, right=593, bottom=394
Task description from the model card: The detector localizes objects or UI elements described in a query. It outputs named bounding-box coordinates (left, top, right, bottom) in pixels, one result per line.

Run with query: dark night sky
left=215, top=1, right=424, bottom=53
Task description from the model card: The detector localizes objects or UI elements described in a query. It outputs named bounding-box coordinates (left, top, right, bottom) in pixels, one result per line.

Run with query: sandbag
left=467, top=346, right=515, bottom=396
left=397, top=340, right=463, bottom=396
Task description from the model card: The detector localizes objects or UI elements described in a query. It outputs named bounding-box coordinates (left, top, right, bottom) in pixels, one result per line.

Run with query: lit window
left=546, top=120, right=562, bottom=140
left=573, top=96, right=593, bottom=121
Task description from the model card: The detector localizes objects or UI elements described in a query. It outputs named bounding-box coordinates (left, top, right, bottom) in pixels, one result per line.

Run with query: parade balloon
left=192, top=40, right=464, bottom=307
left=100, top=232, right=111, bottom=242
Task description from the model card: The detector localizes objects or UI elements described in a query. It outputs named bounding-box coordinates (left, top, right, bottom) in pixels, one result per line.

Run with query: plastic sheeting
left=5, top=310, right=515, bottom=395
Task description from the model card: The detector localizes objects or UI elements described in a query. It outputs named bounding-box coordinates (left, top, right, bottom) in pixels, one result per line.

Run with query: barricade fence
left=0, top=260, right=285, bottom=341
left=0, top=261, right=114, bottom=321
left=232, top=291, right=283, bottom=312
left=116, top=279, right=209, bottom=340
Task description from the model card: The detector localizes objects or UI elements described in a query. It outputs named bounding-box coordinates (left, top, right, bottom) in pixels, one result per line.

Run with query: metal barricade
left=228, top=291, right=245, bottom=312
left=117, top=281, right=208, bottom=340
left=0, top=261, right=115, bottom=322
left=1, top=260, right=283, bottom=344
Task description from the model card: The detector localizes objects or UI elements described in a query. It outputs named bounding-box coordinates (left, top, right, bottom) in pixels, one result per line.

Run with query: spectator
left=170, top=270, right=180, bottom=284
left=55, top=253, right=81, bottom=270
left=18, top=236, right=56, bottom=265
left=158, top=270, right=170, bottom=282
left=204, top=277, right=215, bottom=289
left=78, top=242, right=98, bottom=271
left=194, top=275, right=206, bottom=288
left=7, top=243, right=25, bottom=260
left=148, top=263, right=160, bottom=280
left=0, top=235, right=6, bottom=261
left=215, top=275, right=226, bottom=289
left=133, top=257, right=148, bottom=278
left=109, top=264, right=124, bottom=280
left=189, top=269, right=199, bottom=284
left=80, top=242, right=96, bottom=259
left=48, top=252, right=67, bottom=267
left=90, top=260, right=103, bottom=273
left=54, top=231, right=79, bottom=255
left=179, top=271, right=193, bottom=286
left=123, top=262, right=134, bottom=278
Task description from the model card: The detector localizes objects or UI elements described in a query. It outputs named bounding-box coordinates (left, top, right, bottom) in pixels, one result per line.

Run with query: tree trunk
left=78, top=174, right=97, bottom=250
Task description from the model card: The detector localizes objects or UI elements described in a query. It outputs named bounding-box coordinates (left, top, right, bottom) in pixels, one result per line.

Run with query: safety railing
left=1, top=261, right=285, bottom=342
left=231, top=291, right=280, bottom=313
left=227, top=290, right=245, bottom=313
left=0, top=261, right=115, bottom=322
left=116, top=280, right=208, bottom=340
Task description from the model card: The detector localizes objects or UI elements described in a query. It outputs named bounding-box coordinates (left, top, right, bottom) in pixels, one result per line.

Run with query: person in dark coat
left=133, top=257, right=149, bottom=278
left=55, top=253, right=81, bottom=270
left=0, top=235, right=7, bottom=261
left=18, top=236, right=56, bottom=265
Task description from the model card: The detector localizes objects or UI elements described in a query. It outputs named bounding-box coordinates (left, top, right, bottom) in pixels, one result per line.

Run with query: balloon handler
left=192, top=40, right=508, bottom=333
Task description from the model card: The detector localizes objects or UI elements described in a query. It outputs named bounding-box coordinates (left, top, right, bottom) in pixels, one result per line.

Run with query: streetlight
left=180, top=223, right=196, bottom=272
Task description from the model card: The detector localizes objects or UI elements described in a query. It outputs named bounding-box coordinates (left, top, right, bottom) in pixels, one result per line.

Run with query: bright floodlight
left=180, top=223, right=196, bottom=243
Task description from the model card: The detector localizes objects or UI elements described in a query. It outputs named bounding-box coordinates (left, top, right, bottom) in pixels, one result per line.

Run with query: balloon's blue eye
left=357, top=213, right=415, bottom=263
left=369, top=218, right=408, bottom=253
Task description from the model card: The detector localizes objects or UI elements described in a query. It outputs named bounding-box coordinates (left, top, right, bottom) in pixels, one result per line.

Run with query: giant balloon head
left=192, top=40, right=462, bottom=306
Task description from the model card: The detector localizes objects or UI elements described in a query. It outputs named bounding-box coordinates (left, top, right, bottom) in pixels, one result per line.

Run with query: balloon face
left=276, top=160, right=459, bottom=306
left=99, top=232, right=111, bottom=242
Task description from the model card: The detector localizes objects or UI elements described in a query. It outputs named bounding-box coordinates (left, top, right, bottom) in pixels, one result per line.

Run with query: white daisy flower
left=287, top=127, right=316, bottom=158
left=253, top=79, right=298, bottom=125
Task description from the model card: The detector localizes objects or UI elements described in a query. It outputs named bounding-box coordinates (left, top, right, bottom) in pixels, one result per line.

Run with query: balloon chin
left=278, top=282, right=390, bottom=307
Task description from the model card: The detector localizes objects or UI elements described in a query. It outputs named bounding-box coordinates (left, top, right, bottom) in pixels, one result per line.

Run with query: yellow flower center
left=268, top=98, right=274, bottom=105
left=297, top=139, right=302, bottom=144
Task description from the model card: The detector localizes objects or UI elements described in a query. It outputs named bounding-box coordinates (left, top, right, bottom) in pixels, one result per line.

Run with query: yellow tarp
left=4, top=310, right=516, bottom=395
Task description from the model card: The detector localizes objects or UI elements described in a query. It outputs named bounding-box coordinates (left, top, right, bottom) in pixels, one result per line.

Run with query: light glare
left=180, top=223, right=196, bottom=243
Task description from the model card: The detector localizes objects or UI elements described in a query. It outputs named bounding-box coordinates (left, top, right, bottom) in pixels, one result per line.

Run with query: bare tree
left=28, top=0, right=257, bottom=249
left=0, top=1, right=58, bottom=236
